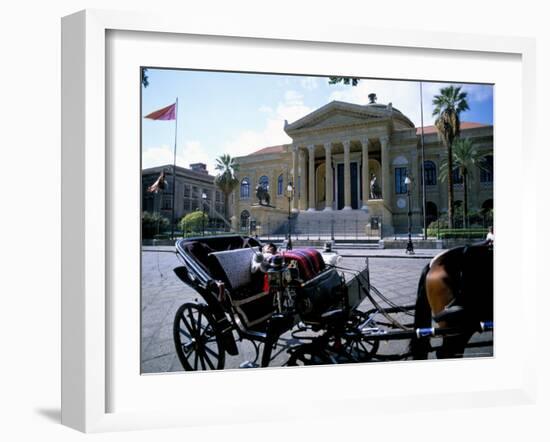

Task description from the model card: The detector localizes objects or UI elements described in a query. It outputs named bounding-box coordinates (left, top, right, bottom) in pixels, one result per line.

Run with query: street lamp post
left=286, top=182, right=294, bottom=250
left=404, top=175, right=415, bottom=254
left=201, top=192, right=207, bottom=236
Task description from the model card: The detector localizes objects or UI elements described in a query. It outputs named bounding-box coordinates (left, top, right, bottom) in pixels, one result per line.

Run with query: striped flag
left=147, top=171, right=166, bottom=193
left=144, top=102, right=176, bottom=120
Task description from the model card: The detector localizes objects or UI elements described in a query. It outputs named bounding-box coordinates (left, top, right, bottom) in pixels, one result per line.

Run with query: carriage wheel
left=342, top=311, right=380, bottom=362
left=173, top=302, right=225, bottom=371
left=343, top=336, right=379, bottom=362
left=286, top=344, right=334, bottom=366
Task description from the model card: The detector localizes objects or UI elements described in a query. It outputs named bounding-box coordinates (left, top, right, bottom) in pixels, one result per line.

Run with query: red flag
left=144, top=102, right=176, bottom=120
left=147, top=171, right=166, bottom=193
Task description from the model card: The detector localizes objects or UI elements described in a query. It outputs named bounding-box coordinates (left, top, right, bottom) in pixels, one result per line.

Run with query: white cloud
left=300, top=77, right=319, bottom=90
left=327, top=80, right=492, bottom=127
left=328, top=79, right=431, bottom=126
left=142, top=140, right=217, bottom=175
left=223, top=90, right=313, bottom=157
left=460, top=84, right=493, bottom=103
left=283, top=90, right=304, bottom=105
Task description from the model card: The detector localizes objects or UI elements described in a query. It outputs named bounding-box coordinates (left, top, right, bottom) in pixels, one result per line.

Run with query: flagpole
left=419, top=82, right=427, bottom=240
left=171, top=97, right=178, bottom=240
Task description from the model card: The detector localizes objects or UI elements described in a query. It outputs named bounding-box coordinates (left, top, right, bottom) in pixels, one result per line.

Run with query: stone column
left=299, top=149, right=307, bottom=211
left=308, top=144, right=316, bottom=211
left=380, top=136, right=391, bottom=204
left=273, top=168, right=279, bottom=203
left=291, top=145, right=299, bottom=211
left=361, top=137, right=369, bottom=210
left=324, top=143, right=333, bottom=211
left=410, top=151, right=419, bottom=211
left=343, top=140, right=352, bottom=210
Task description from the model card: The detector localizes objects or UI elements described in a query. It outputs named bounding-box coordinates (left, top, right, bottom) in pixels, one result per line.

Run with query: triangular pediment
left=285, top=101, right=389, bottom=134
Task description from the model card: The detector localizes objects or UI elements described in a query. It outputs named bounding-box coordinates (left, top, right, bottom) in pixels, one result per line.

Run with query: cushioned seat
left=208, top=247, right=273, bottom=328
left=207, top=247, right=260, bottom=292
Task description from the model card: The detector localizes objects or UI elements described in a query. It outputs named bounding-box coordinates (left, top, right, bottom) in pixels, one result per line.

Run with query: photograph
left=140, top=68, right=494, bottom=373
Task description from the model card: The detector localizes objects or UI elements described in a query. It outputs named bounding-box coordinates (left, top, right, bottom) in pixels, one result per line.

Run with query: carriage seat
left=207, top=247, right=262, bottom=293
left=208, top=247, right=273, bottom=329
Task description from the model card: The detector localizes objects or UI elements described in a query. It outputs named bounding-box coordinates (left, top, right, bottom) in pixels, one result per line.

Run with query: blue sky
left=141, top=68, right=493, bottom=174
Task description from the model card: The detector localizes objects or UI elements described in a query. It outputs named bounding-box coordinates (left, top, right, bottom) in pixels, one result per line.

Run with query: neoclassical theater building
left=232, top=98, right=493, bottom=236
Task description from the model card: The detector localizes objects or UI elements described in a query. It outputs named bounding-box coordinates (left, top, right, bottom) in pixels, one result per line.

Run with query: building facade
left=142, top=163, right=225, bottom=225
left=233, top=99, right=493, bottom=235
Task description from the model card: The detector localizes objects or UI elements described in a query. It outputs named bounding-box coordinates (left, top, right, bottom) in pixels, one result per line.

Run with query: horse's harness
left=431, top=241, right=493, bottom=325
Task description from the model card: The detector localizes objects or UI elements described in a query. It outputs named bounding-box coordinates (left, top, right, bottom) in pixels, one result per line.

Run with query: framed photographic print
left=62, top=9, right=537, bottom=433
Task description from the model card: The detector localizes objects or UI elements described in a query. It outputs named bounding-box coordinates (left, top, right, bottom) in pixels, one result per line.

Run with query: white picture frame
left=62, top=9, right=537, bottom=433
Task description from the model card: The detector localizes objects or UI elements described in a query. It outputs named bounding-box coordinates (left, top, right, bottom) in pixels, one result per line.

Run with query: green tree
left=439, top=138, right=486, bottom=228
left=214, top=154, right=240, bottom=224
left=328, top=77, right=360, bottom=86
left=432, top=85, right=470, bottom=228
left=178, top=210, right=209, bottom=236
left=141, top=211, right=169, bottom=239
left=141, top=68, right=149, bottom=88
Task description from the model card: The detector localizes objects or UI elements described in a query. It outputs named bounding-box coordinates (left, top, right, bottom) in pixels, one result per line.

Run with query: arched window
left=425, top=201, right=438, bottom=225
left=259, top=175, right=269, bottom=191
left=394, top=167, right=408, bottom=194
left=423, top=161, right=437, bottom=186
left=277, top=174, right=284, bottom=195
left=240, top=177, right=250, bottom=199
left=240, top=210, right=250, bottom=231
left=480, top=155, right=493, bottom=183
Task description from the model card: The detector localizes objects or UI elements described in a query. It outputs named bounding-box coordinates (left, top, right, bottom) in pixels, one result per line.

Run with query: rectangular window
left=184, top=184, right=190, bottom=197
left=394, top=167, right=408, bottom=194
left=161, top=196, right=173, bottom=210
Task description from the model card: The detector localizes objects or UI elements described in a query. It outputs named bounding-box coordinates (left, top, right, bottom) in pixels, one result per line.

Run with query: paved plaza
left=141, top=246, right=493, bottom=374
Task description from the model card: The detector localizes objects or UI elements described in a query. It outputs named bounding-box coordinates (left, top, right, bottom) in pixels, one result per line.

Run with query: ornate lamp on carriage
left=404, top=175, right=415, bottom=255
left=286, top=182, right=294, bottom=250
left=201, top=192, right=208, bottom=236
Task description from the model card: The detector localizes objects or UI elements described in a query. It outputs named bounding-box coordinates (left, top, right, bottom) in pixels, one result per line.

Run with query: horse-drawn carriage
left=172, top=235, right=493, bottom=370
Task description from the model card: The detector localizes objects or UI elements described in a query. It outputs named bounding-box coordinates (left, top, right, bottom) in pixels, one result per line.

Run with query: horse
left=410, top=240, right=494, bottom=360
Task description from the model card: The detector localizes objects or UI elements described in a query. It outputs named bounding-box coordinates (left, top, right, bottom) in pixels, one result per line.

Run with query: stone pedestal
left=366, top=199, right=394, bottom=237
left=250, top=204, right=289, bottom=232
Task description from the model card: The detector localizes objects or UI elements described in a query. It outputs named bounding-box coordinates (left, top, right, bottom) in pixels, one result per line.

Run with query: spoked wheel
left=343, top=335, right=379, bottom=362
left=173, top=302, right=225, bottom=371
left=286, top=344, right=334, bottom=366
left=342, top=311, right=380, bottom=362
left=286, top=340, right=356, bottom=366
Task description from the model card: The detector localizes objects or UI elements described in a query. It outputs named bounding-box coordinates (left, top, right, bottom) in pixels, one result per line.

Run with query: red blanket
left=281, top=248, right=326, bottom=280
left=262, top=248, right=326, bottom=292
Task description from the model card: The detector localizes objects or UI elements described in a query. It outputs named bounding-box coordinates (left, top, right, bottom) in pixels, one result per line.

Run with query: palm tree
left=439, top=138, right=486, bottom=228
left=214, top=154, right=240, bottom=226
left=328, top=76, right=360, bottom=86
left=432, top=85, right=469, bottom=228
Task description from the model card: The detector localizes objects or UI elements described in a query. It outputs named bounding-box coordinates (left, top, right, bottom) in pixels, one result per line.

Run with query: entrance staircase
left=293, top=209, right=371, bottom=236
left=267, top=209, right=379, bottom=241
